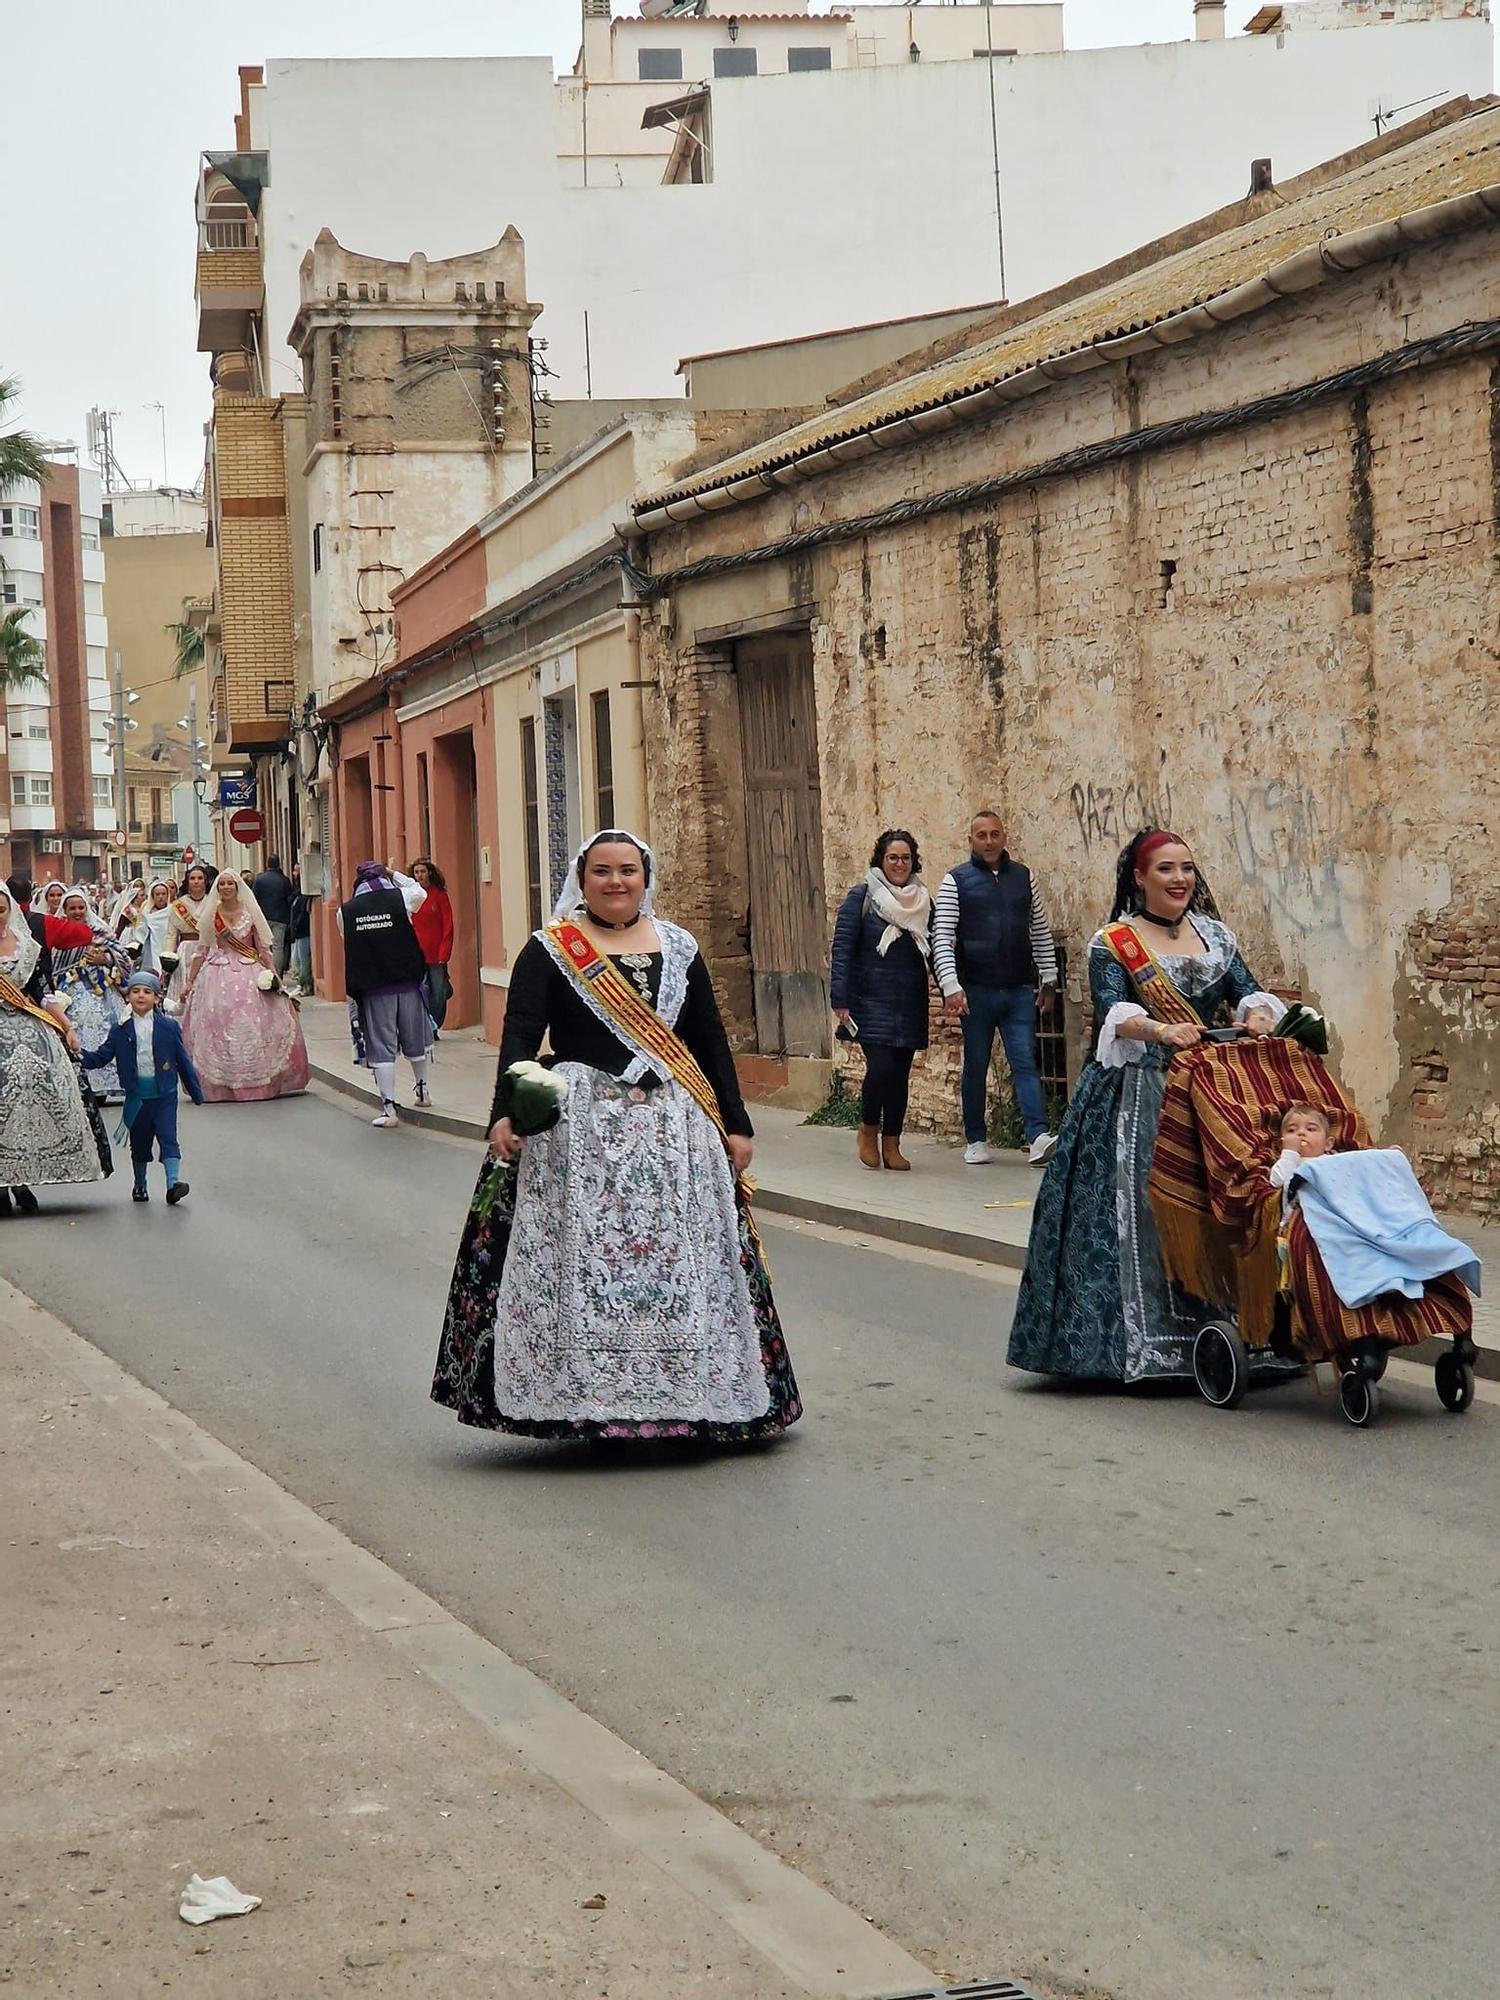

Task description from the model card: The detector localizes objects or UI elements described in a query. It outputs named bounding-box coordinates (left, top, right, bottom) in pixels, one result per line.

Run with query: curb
left=307, top=1057, right=1493, bottom=1370
left=307, top=1058, right=490, bottom=1145
left=309, top=1057, right=1027, bottom=1268
left=753, top=1186, right=1029, bottom=1271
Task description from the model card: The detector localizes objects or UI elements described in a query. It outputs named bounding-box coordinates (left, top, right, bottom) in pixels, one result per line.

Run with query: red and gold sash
left=214, top=914, right=263, bottom=961
left=171, top=899, right=201, bottom=937
left=1099, top=922, right=1203, bottom=1028
left=0, top=968, right=69, bottom=1042
left=545, top=919, right=757, bottom=1216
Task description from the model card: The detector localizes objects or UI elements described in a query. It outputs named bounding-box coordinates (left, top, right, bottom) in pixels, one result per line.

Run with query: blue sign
left=218, top=774, right=256, bottom=809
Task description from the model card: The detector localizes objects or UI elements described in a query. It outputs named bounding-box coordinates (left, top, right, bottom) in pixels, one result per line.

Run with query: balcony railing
left=149, top=821, right=179, bottom=845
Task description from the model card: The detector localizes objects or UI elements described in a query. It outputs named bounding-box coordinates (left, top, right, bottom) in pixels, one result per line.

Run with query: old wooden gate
left=736, top=633, right=829, bottom=1057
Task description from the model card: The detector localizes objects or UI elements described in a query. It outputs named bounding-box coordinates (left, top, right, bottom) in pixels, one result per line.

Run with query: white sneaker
left=372, top=1102, right=399, bottom=1130
left=414, top=1080, right=431, bottom=1108
left=1029, top=1132, right=1058, bottom=1167
left=963, top=1141, right=992, bottom=1166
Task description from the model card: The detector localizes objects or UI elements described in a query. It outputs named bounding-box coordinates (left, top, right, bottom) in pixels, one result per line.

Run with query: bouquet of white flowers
left=256, top=969, right=283, bottom=996
left=159, top=950, right=180, bottom=975
left=505, top=1059, right=570, bottom=1136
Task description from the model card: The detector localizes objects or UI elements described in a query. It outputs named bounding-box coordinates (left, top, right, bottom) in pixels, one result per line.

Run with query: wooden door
left=736, top=633, right=829, bottom=1057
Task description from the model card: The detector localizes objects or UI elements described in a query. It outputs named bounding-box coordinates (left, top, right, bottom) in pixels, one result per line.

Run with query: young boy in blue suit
left=82, top=970, right=204, bottom=1204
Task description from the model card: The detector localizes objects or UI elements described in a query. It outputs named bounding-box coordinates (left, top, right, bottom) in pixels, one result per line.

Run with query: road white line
left=4, top=1278, right=935, bottom=1999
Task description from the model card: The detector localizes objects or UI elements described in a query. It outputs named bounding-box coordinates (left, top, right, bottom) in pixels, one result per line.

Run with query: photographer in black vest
left=931, top=811, right=1058, bottom=1168
left=337, top=861, right=432, bottom=1130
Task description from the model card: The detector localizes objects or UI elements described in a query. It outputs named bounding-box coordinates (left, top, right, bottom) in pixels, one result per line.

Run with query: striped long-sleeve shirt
left=931, top=864, right=1059, bottom=997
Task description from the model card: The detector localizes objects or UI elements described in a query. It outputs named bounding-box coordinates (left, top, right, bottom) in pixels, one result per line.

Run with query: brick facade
left=638, top=207, right=1500, bottom=1212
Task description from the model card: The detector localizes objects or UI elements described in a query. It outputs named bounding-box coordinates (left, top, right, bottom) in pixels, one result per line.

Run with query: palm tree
left=0, top=374, right=47, bottom=492
left=165, top=613, right=205, bottom=679
left=0, top=608, right=46, bottom=693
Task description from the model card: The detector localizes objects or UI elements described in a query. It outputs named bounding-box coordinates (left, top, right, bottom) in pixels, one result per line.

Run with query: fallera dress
left=51, top=935, right=132, bottom=1101
left=432, top=921, right=801, bottom=1442
left=1007, top=915, right=1285, bottom=1383
left=182, top=914, right=310, bottom=1102
left=0, top=951, right=111, bottom=1190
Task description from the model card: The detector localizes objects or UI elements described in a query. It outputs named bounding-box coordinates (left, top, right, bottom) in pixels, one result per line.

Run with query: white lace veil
left=0, top=888, right=40, bottom=986
left=550, top=829, right=658, bottom=922
left=198, top=868, right=273, bottom=949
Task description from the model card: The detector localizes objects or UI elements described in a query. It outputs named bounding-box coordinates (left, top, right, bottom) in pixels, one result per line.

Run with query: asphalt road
left=6, top=1087, right=1497, bottom=2000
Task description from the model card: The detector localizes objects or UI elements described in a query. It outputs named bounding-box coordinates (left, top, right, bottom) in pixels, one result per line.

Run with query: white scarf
left=865, top=867, right=931, bottom=959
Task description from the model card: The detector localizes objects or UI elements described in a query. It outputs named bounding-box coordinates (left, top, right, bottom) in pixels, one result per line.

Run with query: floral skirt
left=62, top=976, right=128, bottom=1099
left=431, top=1066, right=801, bottom=1442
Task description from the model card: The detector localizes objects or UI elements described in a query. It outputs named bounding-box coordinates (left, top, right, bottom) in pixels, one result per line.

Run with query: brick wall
left=213, top=393, right=295, bottom=734
left=641, top=225, right=1500, bottom=1212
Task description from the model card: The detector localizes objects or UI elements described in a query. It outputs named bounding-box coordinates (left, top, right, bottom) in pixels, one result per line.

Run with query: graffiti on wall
left=1226, top=753, right=1391, bottom=944
left=1068, top=752, right=1175, bottom=853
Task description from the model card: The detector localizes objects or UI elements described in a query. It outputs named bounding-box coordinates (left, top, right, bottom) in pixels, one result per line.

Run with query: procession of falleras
left=2, top=825, right=1475, bottom=1438
left=433, top=821, right=1478, bottom=1443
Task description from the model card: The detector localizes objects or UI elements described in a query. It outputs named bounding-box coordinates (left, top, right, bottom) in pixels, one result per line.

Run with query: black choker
left=584, top=912, right=639, bottom=931
left=1138, top=908, right=1189, bottom=932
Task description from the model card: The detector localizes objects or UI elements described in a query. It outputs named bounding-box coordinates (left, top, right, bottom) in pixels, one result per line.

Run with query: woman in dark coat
left=829, top=828, right=933, bottom=1171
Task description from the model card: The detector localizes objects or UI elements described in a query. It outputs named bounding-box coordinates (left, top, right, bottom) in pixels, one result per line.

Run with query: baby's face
left=1282, top=1111, right=1331, bottom=1159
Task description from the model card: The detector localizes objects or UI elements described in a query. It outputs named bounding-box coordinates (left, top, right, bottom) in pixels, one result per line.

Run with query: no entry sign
left=228, top=808, right=265, bottom=845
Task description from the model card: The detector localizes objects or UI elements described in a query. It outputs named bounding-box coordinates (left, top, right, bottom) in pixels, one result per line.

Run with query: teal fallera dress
left=1007, top=916, right=1282, bottom=1383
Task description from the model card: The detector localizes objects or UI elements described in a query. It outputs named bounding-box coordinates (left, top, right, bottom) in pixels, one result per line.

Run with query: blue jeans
left=289, top=936, right=312, bottom=989
left=960, top=985, right=1047, bottom=1143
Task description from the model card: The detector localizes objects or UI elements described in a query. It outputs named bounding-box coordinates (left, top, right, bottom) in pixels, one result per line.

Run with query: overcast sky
left=0, top=1, right=1477, bottom=489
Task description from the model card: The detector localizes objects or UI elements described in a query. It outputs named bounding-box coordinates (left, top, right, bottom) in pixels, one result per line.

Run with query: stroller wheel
left=1435, top=1350, right=1476, bottom=1414
left=1194, top=1322, right=1248, bottom=1410
left=1339, top=1369, right=1379, bottom=1427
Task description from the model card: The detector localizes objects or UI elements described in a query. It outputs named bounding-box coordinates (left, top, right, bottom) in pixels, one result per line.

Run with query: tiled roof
left=640, top=102, right=1500, bottom=513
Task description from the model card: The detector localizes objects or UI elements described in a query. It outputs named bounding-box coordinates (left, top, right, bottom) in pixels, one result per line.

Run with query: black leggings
left=859, top=1044, right=916, bottom=1136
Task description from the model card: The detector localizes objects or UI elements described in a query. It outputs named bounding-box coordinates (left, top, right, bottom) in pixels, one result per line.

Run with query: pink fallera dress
left=182, top=914, right=310, bottom=1103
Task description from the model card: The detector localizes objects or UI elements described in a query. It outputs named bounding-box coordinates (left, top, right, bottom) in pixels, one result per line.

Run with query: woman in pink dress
left=181, top=869, right=309, bottom=1102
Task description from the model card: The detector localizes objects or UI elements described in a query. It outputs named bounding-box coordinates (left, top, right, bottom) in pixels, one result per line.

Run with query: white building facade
left=232, top=0, right=1491, bottom=415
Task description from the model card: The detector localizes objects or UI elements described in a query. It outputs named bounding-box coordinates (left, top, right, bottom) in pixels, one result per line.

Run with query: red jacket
left=411, top=886, right=454, bottom=966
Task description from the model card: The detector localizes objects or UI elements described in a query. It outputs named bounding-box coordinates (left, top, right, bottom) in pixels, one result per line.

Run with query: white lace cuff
left=1234, top=992, right=1287, bottom=1026
left=1097, top=1000, right=1150, bottom=1067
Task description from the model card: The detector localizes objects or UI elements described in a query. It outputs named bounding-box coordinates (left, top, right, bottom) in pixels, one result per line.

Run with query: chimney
left=1194, top=0, right=1227, bottom=39
left=580, top=0, right=611, bottom=79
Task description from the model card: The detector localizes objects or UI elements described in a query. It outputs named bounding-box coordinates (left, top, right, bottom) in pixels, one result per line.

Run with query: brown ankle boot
left=857, top=1123, right=881, bottom=1170
left=882, top=1135, right=912, bottom=1172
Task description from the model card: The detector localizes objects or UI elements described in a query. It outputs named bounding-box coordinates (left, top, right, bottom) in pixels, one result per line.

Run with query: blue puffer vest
left=953, top=854, right=1036, bottom=989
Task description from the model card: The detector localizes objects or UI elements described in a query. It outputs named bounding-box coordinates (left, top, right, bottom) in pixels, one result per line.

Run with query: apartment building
left=1, top=462, right=117, bottom=886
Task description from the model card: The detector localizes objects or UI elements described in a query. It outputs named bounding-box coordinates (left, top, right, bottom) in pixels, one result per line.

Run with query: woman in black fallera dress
left=432, top=830, right=800, bottom=1443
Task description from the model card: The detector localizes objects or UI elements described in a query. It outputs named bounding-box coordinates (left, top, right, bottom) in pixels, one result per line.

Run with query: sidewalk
left=296, top=999, right=1500, bottom=1328
left=1, top=1281, right=931, bottom=1999
left=298, top=998, right=1040, bottom=1267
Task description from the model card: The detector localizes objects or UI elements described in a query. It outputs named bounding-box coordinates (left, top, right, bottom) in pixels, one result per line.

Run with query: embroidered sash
left=0, top=968, right=69, bottom=1041
left=544, top=919, right=758, bottom=1214
left=1099, top=922, right=1203, bottom=1029
left=214, top=915, right=263, bottom=961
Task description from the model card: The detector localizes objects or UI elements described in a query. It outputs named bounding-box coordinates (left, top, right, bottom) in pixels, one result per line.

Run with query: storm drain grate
left=872, top=1983, right=1041, bottom=2000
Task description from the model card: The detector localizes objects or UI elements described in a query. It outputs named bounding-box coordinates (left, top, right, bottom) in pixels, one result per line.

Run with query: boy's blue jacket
left=82, top=1014, right=204, bottom=1108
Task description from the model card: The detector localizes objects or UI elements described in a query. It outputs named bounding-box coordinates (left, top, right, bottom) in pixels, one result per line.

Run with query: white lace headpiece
left=550, top=829, right=657, bottom=923
left=197, top=868, right=274, bottom=950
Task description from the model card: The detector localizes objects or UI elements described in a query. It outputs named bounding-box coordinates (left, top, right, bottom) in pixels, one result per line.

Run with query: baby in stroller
left=1265, top=1101, right=1481, bottom=1425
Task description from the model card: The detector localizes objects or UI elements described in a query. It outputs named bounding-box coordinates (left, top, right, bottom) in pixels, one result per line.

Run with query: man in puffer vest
left=931, top=810, right=1058, bottom=1167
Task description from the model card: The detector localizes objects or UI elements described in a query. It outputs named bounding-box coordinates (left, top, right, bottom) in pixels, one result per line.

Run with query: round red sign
left=228, top=808, right=265, bottom=845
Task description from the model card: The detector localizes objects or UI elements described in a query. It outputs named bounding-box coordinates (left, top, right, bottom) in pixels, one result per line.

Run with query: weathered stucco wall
left=641, top=225, right=1500, bottom=1212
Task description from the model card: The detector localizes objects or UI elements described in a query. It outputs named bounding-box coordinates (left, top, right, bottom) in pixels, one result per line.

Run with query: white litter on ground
left=178, top=1874, right=262, bottom=1925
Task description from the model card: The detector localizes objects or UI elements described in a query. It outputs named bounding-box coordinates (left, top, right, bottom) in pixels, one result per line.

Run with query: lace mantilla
left=538, top=919, right=696, bottom=1086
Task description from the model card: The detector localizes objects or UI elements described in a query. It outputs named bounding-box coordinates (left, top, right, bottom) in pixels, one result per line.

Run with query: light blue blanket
left=1292, top=1149, right=1482, bottom=1309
